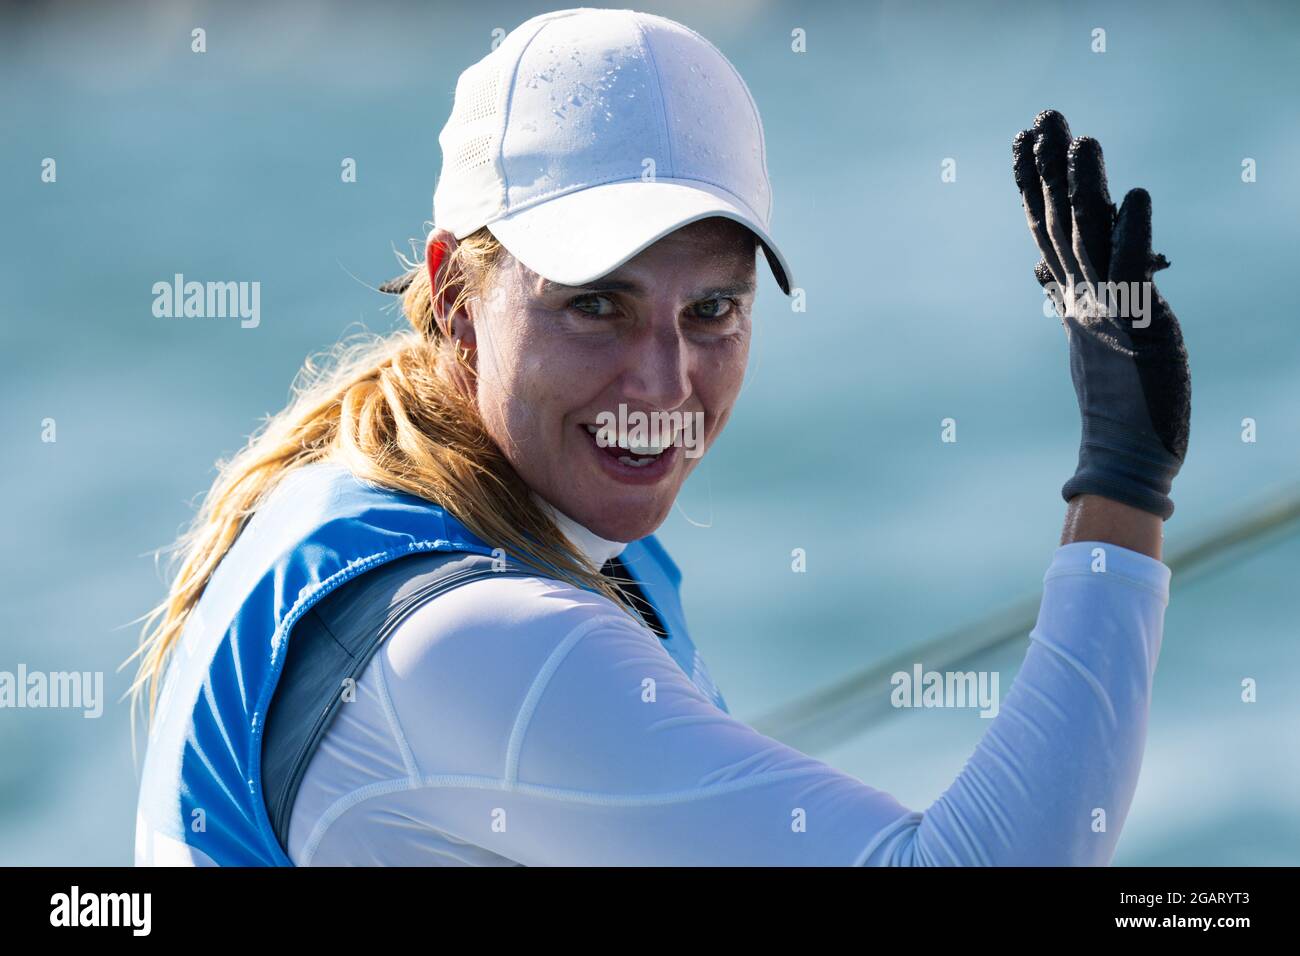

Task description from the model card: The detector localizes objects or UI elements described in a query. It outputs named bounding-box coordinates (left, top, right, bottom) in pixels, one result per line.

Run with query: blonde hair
left=125, top=226, right=641, bottom=731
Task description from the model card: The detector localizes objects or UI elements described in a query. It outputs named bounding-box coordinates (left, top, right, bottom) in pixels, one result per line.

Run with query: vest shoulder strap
left=260, top=549, right=534, bottom=853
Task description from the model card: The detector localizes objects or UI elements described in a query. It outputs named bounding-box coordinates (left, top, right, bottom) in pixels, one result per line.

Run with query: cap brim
left=481, top=179, right=794, bottom=296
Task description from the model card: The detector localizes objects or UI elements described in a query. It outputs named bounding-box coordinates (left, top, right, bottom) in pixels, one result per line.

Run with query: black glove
left=1012, top=109, right=1191, bottom=520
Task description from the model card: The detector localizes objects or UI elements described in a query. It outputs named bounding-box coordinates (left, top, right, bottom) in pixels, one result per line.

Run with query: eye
left=690, top=297, right=736, bottom=321
left=568, top=293, right=617, bottom=317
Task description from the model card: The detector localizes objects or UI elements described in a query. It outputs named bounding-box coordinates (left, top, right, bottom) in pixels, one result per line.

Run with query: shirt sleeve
left=298, top=540, right=1170, bottom=866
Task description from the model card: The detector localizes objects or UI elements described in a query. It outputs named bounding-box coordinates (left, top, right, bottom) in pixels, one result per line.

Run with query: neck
left=530, top=493, right=627, bottom=567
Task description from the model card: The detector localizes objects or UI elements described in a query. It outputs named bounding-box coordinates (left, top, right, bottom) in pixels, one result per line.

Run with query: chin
left=581, top=495, right=673, bottom=543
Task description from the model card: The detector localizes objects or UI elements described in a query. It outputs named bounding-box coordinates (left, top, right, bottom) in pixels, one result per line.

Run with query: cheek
left=474, top=316, right=574, bottom=456
left=471, top=318, right=532, bottom=449
left=697, top=336, right=749, bottom=434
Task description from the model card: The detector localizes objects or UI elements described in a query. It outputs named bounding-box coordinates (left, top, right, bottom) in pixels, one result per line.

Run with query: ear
left=426, top=228, right=479, bottom=354
left=426, top=229, right=465, bottom=341
left=425, top=232, right=449, bottom=289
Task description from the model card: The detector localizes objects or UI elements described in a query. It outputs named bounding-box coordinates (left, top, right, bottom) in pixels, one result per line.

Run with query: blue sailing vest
left=133, top=462, right=727, bottom=866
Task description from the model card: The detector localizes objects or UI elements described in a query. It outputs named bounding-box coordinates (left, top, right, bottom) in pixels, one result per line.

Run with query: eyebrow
left=537, top=276, right=757, bottom=299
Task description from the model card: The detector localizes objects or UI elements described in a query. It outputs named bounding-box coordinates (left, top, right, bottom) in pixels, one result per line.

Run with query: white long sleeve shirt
left=284, top=511, right=1169, bottom=866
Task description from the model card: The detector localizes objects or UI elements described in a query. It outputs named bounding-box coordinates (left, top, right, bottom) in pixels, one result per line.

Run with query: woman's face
left=448, top=216, right=757, bottom=543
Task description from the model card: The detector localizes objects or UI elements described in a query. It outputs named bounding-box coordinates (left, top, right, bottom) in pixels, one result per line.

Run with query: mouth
left=578, top=423, right=680, bottom=484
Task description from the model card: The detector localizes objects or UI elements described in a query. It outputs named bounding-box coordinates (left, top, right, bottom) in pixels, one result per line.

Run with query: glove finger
left=1034, top=257, right=1067, bottom=323
left=1032, top=110, right=1085, bottom=291
left=1110, top=187, right=1176, bottom=335
left=1110, top=187, right=1154, bottom=281
left=1013, top=127, right=1066, bottom=284
left=1067, top=136, right=1115, bottom=286
left=1112, top=188, right=1172, bottom=278
left=1033, top=258, right=1055, bottom=287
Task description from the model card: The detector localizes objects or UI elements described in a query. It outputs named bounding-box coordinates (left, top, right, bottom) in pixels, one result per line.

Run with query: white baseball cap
left=417, top=7, right=795, bottom=296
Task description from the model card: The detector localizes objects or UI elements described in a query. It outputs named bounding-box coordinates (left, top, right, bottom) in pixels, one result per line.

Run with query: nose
left=618, top=315, right=692, bottom=413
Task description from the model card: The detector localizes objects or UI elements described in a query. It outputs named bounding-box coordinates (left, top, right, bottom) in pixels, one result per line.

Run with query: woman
left=130, top=8, right=1190, bottom=866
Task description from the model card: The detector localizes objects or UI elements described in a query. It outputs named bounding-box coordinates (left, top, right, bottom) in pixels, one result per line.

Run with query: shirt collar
left=531, top=493, right=628, bottom=567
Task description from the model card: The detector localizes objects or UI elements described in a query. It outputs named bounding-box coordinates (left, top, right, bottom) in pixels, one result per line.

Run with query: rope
left=750, top=484, right=1300, bottom=754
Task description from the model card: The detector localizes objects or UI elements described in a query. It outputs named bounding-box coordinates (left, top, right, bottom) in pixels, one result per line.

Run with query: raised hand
left=1013, top=109, right=1191, bottom=521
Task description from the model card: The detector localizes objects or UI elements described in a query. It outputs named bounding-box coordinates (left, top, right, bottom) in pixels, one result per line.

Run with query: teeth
left=618, top=455, right=657, bottom=468
left=584, top=423, right=666, bottom=457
